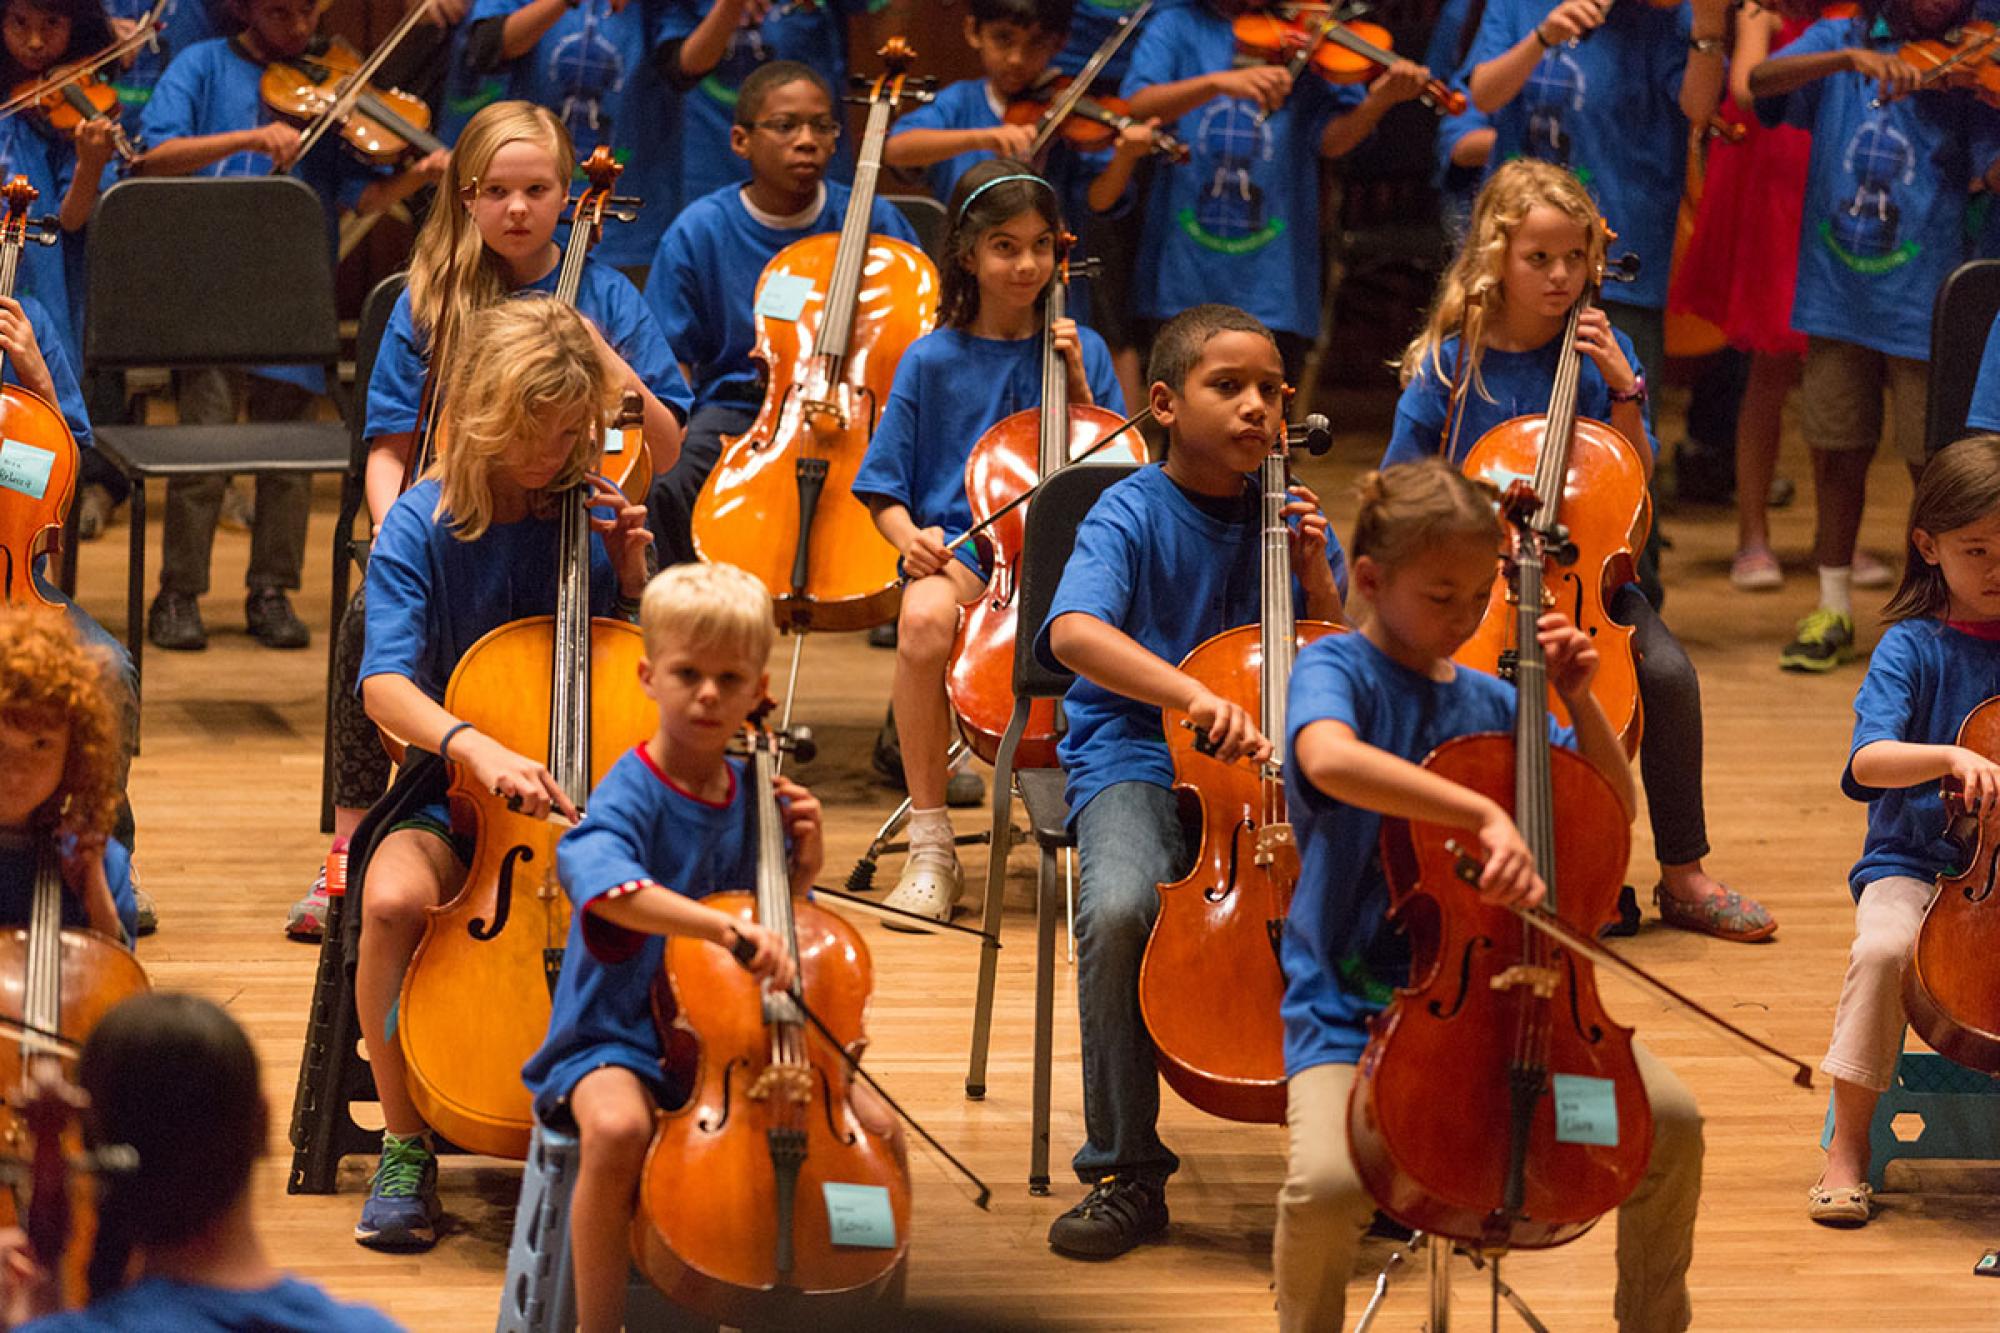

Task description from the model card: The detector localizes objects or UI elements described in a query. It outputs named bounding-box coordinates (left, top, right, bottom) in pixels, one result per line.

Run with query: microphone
left=1287, top=413, right=1334, bottom=457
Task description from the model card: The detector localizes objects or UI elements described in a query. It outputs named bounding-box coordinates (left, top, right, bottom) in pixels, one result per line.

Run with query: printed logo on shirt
left=697, top=15, right=772, bottom=108
left=1820, top=116, right=1918, bottom=274
left=547, top=17, right=629, bottom=159
left=1178, top=98, right=1283, bottom=254
left=446, top=76, right=508, bottom=121
left=1523, top=49, right=1585, bottom=170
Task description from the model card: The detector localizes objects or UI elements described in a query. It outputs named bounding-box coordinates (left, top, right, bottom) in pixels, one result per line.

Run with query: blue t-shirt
left=458, top=0, right=680, bottom=266
left=521, top=744, right=758, bottom=1119
left=1465, top=0, right=1690, bottom=310
left=1383, top=331, right=1659, bottom=467
left=366, top=258, right=691, bottom=441
left=0, top=831, right=139, bottom=948
left=1054, top=0, right=1183, bottom=80
left=1759, top=16, right=2000, bottom=360
left=1034, top=462, right=1348, bottom=820
left=359, top=477, right=619, bottom=704
left=1119, top=3, right=1362, bottom=337
left=21, top=1275, right=401, bottom=1332
left=643, top=180, right=918, bottom=410
left=1970, top=314, right=2000, bottom=433
left=6, top=291, right=93, bottom=448
left=852, top=323, right=1123, bottom=577
left=1281, top=632, right=1573, bottom=1073
left=0, top=120, right=78, bottom=366
left=655, top=0, right=860, bottom=202
left=105, top=0, right=223, bottom=109
left=1842, top=618, right=2000, bottom=896
left=890, top=77, right=1111, bottom=218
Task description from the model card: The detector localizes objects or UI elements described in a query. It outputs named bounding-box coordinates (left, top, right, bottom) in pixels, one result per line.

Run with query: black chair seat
left=92, top=421, right=351, bottom=477
left=1014, top=768, right=1073, bottom=852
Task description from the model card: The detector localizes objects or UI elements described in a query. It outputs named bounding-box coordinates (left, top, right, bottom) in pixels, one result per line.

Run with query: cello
left=0, top=176, right=75, bottom=609
left=634, top=718, right=910, bottom=1323
left=1454, top=252, right=1649, bottom=754
left=394, top=474, right=654, bottom=1160
left=1139, top=414, right=1340, bottom=1125
left=1902, top=697, right=2000, bottom=1071
left=947, top=236, right=1143, bottom=767
left=692, top=39, right=939, bottom=633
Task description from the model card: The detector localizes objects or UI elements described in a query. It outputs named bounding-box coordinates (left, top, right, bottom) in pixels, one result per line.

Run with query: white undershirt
left=738, top=181, right=828, bottom=231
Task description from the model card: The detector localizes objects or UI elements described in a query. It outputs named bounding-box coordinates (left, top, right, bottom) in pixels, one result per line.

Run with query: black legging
left=330, top=586, right=392, bottom=812
left=1610, top=581, right=1707, bottom=867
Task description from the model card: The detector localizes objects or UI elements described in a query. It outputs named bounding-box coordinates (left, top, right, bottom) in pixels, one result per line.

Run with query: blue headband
left=955, top=171, right=1053, bottom=223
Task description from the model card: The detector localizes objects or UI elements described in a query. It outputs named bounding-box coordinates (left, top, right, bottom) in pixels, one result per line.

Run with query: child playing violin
left=643, top=60, right=916, bottom=570
left=1036, top=302, right=1343, bottom=1257
left=291, top=96, right=690, bottom=941
left=1275, top=458, right=1702, bottom=1331
left=1386, top=158, right=1776, bottom=942
left=851, top=160, right=1124, bottom=926
left=521, top=562, right=848, bottom=1333
left=1750, top=0, right=2000, bottom=671
left=1814, top=435, right=2000, bottom=1225
left=351, top=296, right=654, bottom=1251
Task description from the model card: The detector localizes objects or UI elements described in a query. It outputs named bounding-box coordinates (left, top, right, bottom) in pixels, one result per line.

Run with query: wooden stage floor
left=91, top=393, right=2000, bottom=1330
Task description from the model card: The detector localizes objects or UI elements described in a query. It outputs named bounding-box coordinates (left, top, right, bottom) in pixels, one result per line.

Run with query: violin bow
left=1026, top=0, right=1154, bottom=160
left=280, top=0, right=435, bottom=171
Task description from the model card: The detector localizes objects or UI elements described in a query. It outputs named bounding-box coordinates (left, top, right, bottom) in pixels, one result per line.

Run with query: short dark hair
left=969, top=0, right=1077, bottom=35
left=1146, top=304, right=1280, bottom=393
left=938, top=158, right=1062, bottom=330
left=734, top=60, right=835, bottom=127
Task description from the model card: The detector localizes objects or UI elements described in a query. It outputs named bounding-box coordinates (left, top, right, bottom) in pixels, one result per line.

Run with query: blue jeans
left=1071, top=780, right=1187, bottom=1184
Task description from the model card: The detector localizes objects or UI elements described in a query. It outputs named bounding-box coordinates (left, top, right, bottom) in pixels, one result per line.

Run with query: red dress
left=1668, top=18, right=1814, bottom=357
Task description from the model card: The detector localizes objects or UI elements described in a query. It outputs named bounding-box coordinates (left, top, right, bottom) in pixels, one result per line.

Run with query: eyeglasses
left=750, top=115, right=842, bottom=141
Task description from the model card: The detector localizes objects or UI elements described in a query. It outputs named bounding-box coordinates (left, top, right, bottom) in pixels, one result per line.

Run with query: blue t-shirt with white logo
left=1969, top=314, right=2000, bottom=433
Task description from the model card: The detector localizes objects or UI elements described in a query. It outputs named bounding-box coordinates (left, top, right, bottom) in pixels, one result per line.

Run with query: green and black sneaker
left=1779, top=609, right=1857, bottom=673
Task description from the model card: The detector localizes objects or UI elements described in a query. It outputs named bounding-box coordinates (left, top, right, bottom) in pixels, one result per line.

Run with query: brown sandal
left=1806, top=1177, right=1873, bottom=1227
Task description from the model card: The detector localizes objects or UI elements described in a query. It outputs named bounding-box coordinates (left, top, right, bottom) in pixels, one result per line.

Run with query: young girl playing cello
left=1385, top=158, right=1776, bottom=943
left=1816, top=435, right=2000, bottom=1226
left=1276, top=458, right=1703, bottom=1331
left=852, top=158, right=1123, bottom=924
left=350, top=296, right=654, bottom=1250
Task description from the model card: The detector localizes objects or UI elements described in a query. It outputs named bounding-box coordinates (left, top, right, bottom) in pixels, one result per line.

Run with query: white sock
left=908, top=807, right=954, bottom=860
left=1818, top=565, right=1853, bottom=618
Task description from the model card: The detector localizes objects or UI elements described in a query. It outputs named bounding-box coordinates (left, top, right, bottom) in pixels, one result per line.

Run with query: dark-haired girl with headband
left=852, top=158, right=1125, bottom=926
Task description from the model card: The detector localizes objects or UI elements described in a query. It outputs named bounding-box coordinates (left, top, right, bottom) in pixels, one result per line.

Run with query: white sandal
left=1806, top=1176, right=1873, bottom=1227
left=881, top=853, right=962, bottom=933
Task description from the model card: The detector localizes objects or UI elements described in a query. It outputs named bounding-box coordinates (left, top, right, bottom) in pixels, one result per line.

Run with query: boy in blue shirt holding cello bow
left=1035, top=303, right=1345, bottom=1258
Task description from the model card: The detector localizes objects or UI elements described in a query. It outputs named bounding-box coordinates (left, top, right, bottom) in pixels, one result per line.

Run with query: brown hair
left=1884, top=434, right=2000, bottom=622
left=1350, top=459, right=1503, bottom=568
left=0, top=605, right=121, bottom=839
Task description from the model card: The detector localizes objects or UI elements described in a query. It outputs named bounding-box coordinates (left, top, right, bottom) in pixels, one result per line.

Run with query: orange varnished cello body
left=396, top=480, right=653, bottom=1160
left=1903, top=697, right=2000, bottom=1071
left=948, top=243, right=1141, bottom=767
left=1349, top=483, right=1650, bottom=1250
left=1140, top=423, right=1340, bottom=1125
left=635, top=723, right=909, bottom=1323
left=1456, top=284, right=1649, bottom=754
left=693, top=40, right=938, bottom=632
left=0, top=178, right=79, bottom=608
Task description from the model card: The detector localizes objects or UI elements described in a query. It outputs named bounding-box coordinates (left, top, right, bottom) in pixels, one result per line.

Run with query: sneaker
left=245, top=588, right=309, bottom=649
left=1048, top=1175, right=1168, bottom=1258
left=867, top=623, right=898, bottom=649
left=881, top=850, right=962, bottom=932
left=288, top=858, right=331, bottom=942
left=132, top=886, right=157, bottom=937
left=946, top=770, right=986, bottom=808
left=146, top=592, right=206, bottom=652
left=76, top=484, right=113, bottom=541
left=1779, top=609, right=1856, bottom=673
left=1729, top=550, right=1782, bottom=592
left=355, top=1133, right=440, bottom=1250
left=1852, top=551, right=1894, bottom=590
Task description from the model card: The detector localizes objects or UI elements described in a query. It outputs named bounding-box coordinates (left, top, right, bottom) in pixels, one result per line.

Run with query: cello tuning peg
left=783, top=725, right=817, bottom=765
left=1284, top=414, right=1334, bottom=456
left=1604, top=252, right=1641, bottom=283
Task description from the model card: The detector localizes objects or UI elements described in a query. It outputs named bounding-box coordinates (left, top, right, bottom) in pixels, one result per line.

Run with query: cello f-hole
left=468, top=844, right=530, bottom=940
left=1562, top=953, right=1606, bottom=1044
left=698, top=1059, right=740, bottom=1133
left=1428, top=935, right=1493, bottom=1020
left=1206, top=818, right=1254, bottom=903
left=813, top=1065, right=858, bottom=1146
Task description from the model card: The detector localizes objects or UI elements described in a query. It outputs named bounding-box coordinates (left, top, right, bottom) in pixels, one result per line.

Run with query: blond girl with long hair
left=348, top=297, right=654, bottom=1252
left=1381, top=157, right=1777, bottom=945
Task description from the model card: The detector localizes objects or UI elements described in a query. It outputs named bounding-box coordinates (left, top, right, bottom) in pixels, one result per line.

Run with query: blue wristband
left=440, top=721, right=474, bottom=763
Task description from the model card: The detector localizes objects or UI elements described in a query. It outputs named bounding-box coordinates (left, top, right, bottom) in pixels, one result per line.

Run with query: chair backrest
left=885, top=193, right=950, bottom=267
left=1928, top=259, right=2000, bottom=460
left=349, top=271, right=408, bottom=472
left=1012, top=463, right=1141, bottom=700
left=84, top=177, right=340, bottom=371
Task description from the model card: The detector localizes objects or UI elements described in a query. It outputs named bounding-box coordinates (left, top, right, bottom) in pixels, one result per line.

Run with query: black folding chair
left=965, top=461, right=1139, bottom=1193
left=885, top=192, right=950, bottom=267
left=1927, top=259, right=2000, bottom=460
left=83, top=176, right=352, bottom=700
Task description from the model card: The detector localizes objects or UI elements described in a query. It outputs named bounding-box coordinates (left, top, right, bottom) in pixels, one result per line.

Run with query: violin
left=1902, top=697, right=2000, bottom=1072
left=947, top=237, right=1145, bottom=768
left=1140, top=412, right=1340, bottom=1125
left=1006, top=74, right=1190, bottom=163
left=634, top=719, right=910, bottom=1323
left=692, top=39, right=940, bottom=633
left=1233, top=4, right=1465, bottom=119
left=260, top=0, right=446, bottom=169
left=0, top=0, right=161, bottom=161
left=1454, top=249, right=1649, bottom=755
left=0, top=177, right=77, bottom=610
left=394, top=476, right=655, bottom=1160
left=1873, top=19, right=2000, bottom=109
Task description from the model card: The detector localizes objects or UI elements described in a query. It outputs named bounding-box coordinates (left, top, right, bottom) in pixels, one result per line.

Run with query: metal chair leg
left=1063, top=846, right=1076, bottom=964
left=1030, top=831, right=1058, bottom=1194
left=125, top=476, right=144, bottom=716
left=965, top=702, right=1028, bottom=1101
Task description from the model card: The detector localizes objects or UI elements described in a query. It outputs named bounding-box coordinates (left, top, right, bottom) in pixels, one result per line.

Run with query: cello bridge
left=1253, top=823, right=1294, bottom=866
left=801, top=396, right=848, bottom=435
left=1490, top=964, right=1559, bottom=998
left=748, top=1066, right=813, bottom=1105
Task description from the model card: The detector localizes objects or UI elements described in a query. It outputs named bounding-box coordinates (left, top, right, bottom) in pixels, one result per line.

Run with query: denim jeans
left=1070, top=780, right=1188, bottom=1183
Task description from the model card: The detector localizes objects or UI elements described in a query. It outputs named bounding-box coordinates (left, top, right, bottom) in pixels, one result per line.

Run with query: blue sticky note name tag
left=0, top=439, right=55, bottom=501
left=822, top=1182, right=896, bottom=1249
left=756, top=272, right=816, bottom=322
left=1552, top=1074, right=1619, bottom=1147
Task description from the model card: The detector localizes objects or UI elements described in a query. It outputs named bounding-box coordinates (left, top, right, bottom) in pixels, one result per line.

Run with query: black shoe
left=946, top=770, right=986, bottom=808
left=147, top=592, right=207, bottom=651
left=246, top=588, right=309, bottom=649
left=867, top=622, right=898, bottom=649
left=1048, top=1175, right=1167, bottom=1258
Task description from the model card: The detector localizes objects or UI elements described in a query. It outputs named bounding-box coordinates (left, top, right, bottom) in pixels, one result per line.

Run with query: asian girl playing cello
left=1276, top=458, right=1703, bottom=1332
left=351, top=296, right=654, bottom=1251
left=1385, top=158, right=1777, bottom=944
left=850, top=159, right=1123, bottom=925
left=1815, top=436, right=2000, bottom=1227
left=295, top=97, right=691, bottom=943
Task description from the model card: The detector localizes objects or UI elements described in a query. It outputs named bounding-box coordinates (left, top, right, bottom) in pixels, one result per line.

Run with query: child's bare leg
left=569, top=1067, right=656, bottom=1333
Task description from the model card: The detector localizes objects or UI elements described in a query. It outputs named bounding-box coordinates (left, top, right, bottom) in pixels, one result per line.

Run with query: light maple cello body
left=692, top=40, right=938, bottom=632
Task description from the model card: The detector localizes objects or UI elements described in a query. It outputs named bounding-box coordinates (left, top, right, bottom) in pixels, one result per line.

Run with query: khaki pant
left=1822, top=875, right=1933, bottom=1091
left=1274, top=1043, right=1703, bottom=1332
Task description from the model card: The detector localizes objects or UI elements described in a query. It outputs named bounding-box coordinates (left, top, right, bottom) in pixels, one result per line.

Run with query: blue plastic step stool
left=1819, top=1033, right=2000, bottom=1191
